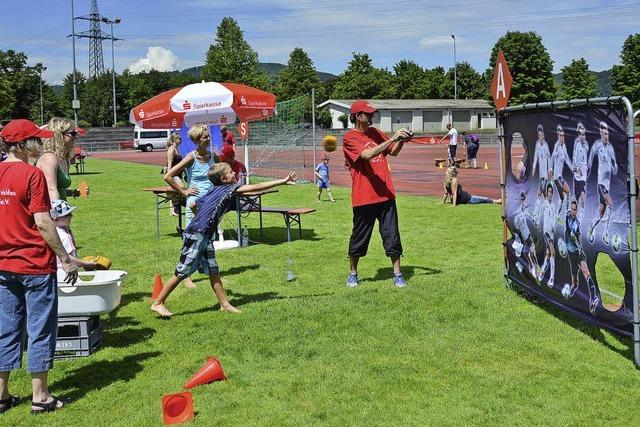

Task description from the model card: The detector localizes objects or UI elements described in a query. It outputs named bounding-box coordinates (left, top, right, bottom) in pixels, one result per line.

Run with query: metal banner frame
left=497, top=96, right=638, bottom=367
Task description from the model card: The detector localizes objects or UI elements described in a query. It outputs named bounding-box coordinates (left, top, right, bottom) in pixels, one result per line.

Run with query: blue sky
left=2, top=0, right=639, bottom=84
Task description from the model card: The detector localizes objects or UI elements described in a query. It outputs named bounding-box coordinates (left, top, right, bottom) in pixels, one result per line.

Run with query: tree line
left=0, top=17, right=638, bottom=127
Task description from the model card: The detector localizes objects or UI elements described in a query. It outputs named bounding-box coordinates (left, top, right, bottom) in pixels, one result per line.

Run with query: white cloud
left=128, top=47, right=180, bottom=73
left=419, top=36, right=457, bottom=50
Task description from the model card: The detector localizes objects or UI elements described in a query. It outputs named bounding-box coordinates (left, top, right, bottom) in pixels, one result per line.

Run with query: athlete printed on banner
left=572, top=122, right=589, bottom=223
left=587, top=121, right=618, bottom=245
left=564, top=199, right=601, bottom=315
left=532, top=124, right=552, bottom=228
left=513, top=192, right=540, bottom=279
left=550, top=124, right=573, bottom=222
left=538, top=183, right=556, bottom=287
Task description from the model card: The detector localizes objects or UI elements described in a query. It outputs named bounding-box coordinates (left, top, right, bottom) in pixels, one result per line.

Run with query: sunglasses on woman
left=63, top=131, right=78, bottom=137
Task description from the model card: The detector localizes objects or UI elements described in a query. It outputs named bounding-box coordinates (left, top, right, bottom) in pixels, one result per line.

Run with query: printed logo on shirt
left=365, top=141, right=383, bottom=163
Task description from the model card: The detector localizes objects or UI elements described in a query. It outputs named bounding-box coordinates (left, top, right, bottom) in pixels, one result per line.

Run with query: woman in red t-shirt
left=0, top=120, right=78, bottom=414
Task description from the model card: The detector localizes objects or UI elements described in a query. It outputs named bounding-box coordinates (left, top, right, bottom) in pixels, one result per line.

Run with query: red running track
left=93, top=144, right=506, bottom=198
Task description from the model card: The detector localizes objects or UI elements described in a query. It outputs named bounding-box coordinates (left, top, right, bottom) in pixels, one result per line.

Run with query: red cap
left=0, top=119, right=54, bottom=143
left=220, top=145, right=235, bottom=162
left=350, top=100, right=377, bottom=114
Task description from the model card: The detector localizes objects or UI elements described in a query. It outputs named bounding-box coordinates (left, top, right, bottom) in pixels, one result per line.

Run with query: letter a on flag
left=490, top=50, right=512, bottom=111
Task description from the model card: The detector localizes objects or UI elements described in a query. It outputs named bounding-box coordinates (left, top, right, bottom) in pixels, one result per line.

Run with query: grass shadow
left=191, top=264, right=261, bottom=283
left=534, top=300, right=634, bottom=362
left=102, top=327, right=156, bottom=349
left=366, top=265, right=443, bottom=282
left=170, top=290, right=337, bottom=317
left=244, top=226, right=321, bottom=246
left=52, top=351, right=161, bottom=401
left=70, top=171, right=104, bottom=176
left=507, top=279, right=634, bottom=363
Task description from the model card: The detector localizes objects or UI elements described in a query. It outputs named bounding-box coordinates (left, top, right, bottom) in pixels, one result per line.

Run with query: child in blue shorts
left=151, top=163, right=298, bottom=317
left=314, top=154, right=335, bottom=202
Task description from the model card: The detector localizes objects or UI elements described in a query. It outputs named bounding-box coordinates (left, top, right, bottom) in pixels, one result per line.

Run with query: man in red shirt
left=221, top=126, right=235, bottom=153
left=342, top=100, right=413, bottom=288
left=0, top=119, right=77, bottom=414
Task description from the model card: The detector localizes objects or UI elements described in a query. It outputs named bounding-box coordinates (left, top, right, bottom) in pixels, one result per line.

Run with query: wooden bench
left=249, top=206, right=316, bottom=242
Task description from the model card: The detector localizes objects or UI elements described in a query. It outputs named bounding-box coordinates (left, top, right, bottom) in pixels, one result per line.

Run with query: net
left=243, top=94, right=313, bottom=183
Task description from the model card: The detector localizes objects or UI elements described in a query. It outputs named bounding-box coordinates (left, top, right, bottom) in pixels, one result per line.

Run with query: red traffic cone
left=152, top=274, right=164, bottom=300
left=184, top=356, right=226, bottom=389
left=162, top=392, right=194, bottom=425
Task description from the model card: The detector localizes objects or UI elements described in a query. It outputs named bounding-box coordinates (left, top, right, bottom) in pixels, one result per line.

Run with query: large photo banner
left=501, top=105, right=633, bottom=336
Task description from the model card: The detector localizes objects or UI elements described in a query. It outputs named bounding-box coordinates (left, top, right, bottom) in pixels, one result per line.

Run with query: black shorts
left=574, top=180, right=586, bottom=198
left=568, top=249, right=586, bottom=278
left=597, top=184, right=609, bottom=204
left=349, top=199, right=403, bottom=258
left=448, top=144, right=457, bottom=159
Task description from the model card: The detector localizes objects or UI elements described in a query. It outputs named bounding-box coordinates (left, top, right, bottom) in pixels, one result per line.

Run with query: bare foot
left=220, top=303, right=241, bottom=313
left=330, top=199, right=336, bottom=202
left=151, top=302, right=173, bottom=317
left=183, top=278, right=197, bottom=289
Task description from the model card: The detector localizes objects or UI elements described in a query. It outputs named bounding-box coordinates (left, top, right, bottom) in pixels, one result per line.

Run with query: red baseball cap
left=0, top=119, right=54, bottom=143
left=350, top=100, right=377, bottom=114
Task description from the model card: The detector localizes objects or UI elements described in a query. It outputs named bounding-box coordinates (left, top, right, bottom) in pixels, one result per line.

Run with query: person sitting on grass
left=314, top=154, right=335, bottom=202
left=443, top=165, right=501, bottom=207
left=151, top=164, right=298, bottom=317
left=50, top=199, right=98, bottom=275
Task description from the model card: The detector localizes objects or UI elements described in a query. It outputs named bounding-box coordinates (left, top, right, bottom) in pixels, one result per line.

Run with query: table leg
left=236, top=195, right=242, bottom=245
left=155, top=194, right=160, bottom=240
left=259, top=196, right=264, bottom=241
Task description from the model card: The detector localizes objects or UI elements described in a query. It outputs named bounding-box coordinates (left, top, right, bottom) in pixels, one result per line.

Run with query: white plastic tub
left=57, top=270, right=127, bottom=316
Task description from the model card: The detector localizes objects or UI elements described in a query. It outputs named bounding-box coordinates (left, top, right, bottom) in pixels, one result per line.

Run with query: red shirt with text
left=0, top=161, right=56, bottom=274
left=342, top=127, right=396, bottom=207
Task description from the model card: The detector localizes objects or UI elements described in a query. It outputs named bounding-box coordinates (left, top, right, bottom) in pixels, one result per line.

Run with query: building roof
left=318, top=99, right=493, bottom=110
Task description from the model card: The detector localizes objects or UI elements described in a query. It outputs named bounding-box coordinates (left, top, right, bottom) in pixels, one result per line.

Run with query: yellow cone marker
left=484, top=162, right=489, bottom=170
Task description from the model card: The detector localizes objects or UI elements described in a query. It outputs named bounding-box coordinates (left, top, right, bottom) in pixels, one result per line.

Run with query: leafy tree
left=425, top=66, right=453, bottom=98
left=487, top=31, right=556, bottom=105
left=202, top=17, right=270, bottom=90
left=612, top=33, right=640, bottom=110
left=29, top=84, right=63, bottom=125
left=0, top=49, right=40, bottom=119
left=393, top=60, right=430, bottom=99
left=276, top=48, right=321, bottom=100
left=0, top=78, right=15, bottom=119
left=316, top=108, right=332, bottom=128
left=332, top=53, right=395, bottom=99
left=558, top=58, right=597, bottom=100
left=80, top=73, right=117, bottom=126
left=338, top=113, right=349, bottom=128
left=447, top=62, right=485, bottom=99
left=59, top=71, right=86, bottom=120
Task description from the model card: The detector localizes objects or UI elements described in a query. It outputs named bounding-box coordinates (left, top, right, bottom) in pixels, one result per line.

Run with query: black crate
left=55, top=316, right=102, bottom=359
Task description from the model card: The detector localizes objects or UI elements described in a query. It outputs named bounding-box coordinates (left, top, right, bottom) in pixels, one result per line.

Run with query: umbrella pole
left=243, top=139, right=250, bottom=183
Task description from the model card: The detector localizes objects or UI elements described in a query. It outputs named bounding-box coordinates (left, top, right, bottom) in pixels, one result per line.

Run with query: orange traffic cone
left=152, top=274, right=164, bottom=300
left=162, top=392, right=194, bottom=425
left=484, top=162, right=489, bottom=170
left=79, top=180, right=89, bottom=198
left=184, top=356, right=226, bottom=389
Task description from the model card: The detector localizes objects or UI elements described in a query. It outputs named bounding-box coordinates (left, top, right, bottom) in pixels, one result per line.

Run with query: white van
left=133, top=126, right=171, bottom=152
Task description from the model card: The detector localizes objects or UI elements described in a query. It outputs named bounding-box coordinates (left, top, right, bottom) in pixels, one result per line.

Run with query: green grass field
left=3, top=158, right=640, bottom=426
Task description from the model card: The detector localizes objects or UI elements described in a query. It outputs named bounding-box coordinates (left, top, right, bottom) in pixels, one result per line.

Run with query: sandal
left=31, top=396, right=72, bottom=415
left=0, top=395, right=20, bottom=413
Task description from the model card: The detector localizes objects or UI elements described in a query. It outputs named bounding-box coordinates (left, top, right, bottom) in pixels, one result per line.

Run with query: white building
left=317, top=99, right=496, bottom=132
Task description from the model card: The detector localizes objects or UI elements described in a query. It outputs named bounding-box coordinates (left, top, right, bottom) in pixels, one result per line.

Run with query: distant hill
left=181, top=63, right=337, bottom=82
left=553, top=69, right=612, bottom=96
